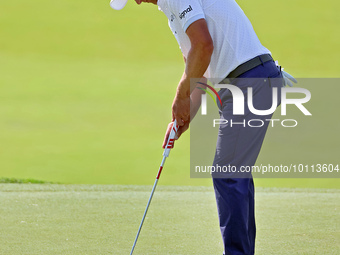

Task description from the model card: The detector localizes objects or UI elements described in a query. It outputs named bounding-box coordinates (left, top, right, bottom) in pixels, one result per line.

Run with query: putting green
left=0, top=184, right=339, bottom=254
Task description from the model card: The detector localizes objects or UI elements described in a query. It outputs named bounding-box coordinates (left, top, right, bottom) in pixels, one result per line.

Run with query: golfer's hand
left=172, top=95, right=190, bottom=126
left=162, top=122, right=176, bottom=149
left=176, top=121, right=189, bottom=139
left=162, top=121, right=189, bottom=149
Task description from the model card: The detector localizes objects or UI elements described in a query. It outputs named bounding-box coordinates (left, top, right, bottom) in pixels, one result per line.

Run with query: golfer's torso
left=158, top=0, right=270, bottom=82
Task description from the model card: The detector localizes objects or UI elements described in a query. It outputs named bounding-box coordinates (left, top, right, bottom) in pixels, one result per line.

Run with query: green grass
left=0, top=2, right=338, bottom=254
left=0, top=184, right=339, bottom=254
left=0, top=0, right=339, bottom=187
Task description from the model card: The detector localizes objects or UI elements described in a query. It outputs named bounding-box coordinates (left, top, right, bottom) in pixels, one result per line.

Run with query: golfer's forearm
left=189, top=85, right=204, bottom=121
left=176, top=43, right=213, bottom=99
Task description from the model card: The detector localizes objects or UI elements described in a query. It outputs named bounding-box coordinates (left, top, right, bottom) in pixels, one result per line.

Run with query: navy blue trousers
left=212, top=59, right=282, bottom=255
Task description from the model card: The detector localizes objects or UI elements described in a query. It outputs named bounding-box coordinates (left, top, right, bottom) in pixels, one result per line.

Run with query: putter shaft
left=129, top=121, right=178, bottom=255
left=129, top=157, right=166, bottom=255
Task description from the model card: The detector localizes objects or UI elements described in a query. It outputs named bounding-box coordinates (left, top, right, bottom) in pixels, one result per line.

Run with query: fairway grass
left=0, top=184, right=339, bottom=255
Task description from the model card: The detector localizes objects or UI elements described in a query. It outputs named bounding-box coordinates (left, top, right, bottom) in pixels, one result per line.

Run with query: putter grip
left=163, top=120, right=179, bottom=158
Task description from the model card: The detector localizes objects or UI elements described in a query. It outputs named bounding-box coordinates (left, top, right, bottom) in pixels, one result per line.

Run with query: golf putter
left=130, top=120, right=179, bottom=255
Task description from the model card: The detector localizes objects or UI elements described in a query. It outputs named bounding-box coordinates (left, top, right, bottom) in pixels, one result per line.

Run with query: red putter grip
left=163, top=120, right=179, bottom=157
left=166, top=138, right=175, bottom=149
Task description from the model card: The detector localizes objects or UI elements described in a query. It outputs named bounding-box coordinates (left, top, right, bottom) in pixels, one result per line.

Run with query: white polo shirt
left=157, top=0, right=271, bottom=82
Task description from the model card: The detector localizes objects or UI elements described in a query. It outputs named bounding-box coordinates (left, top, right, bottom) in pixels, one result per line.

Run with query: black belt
left=220, top=54, right=273, bottom=83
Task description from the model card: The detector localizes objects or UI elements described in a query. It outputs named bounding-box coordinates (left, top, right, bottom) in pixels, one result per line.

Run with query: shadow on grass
left=0, top=177, right=59, bottom=184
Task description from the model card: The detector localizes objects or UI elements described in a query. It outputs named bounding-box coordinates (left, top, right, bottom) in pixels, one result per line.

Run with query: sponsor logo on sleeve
left=179, top=5, right=193, bottom=19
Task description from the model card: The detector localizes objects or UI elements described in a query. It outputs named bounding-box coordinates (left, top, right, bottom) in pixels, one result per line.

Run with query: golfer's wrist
left=176, top=81, right=190, bottom=99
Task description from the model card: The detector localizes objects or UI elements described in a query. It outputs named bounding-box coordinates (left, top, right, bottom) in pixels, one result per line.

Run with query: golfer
left=136, top=0, right=285, bottom=254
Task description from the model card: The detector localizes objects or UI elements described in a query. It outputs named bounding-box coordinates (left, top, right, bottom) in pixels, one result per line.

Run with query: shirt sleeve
left=167, top=0, right=205, bottom=32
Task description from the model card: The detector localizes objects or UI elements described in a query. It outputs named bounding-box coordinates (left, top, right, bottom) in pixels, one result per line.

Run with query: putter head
left=110, top=0, right=128, bottom=10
